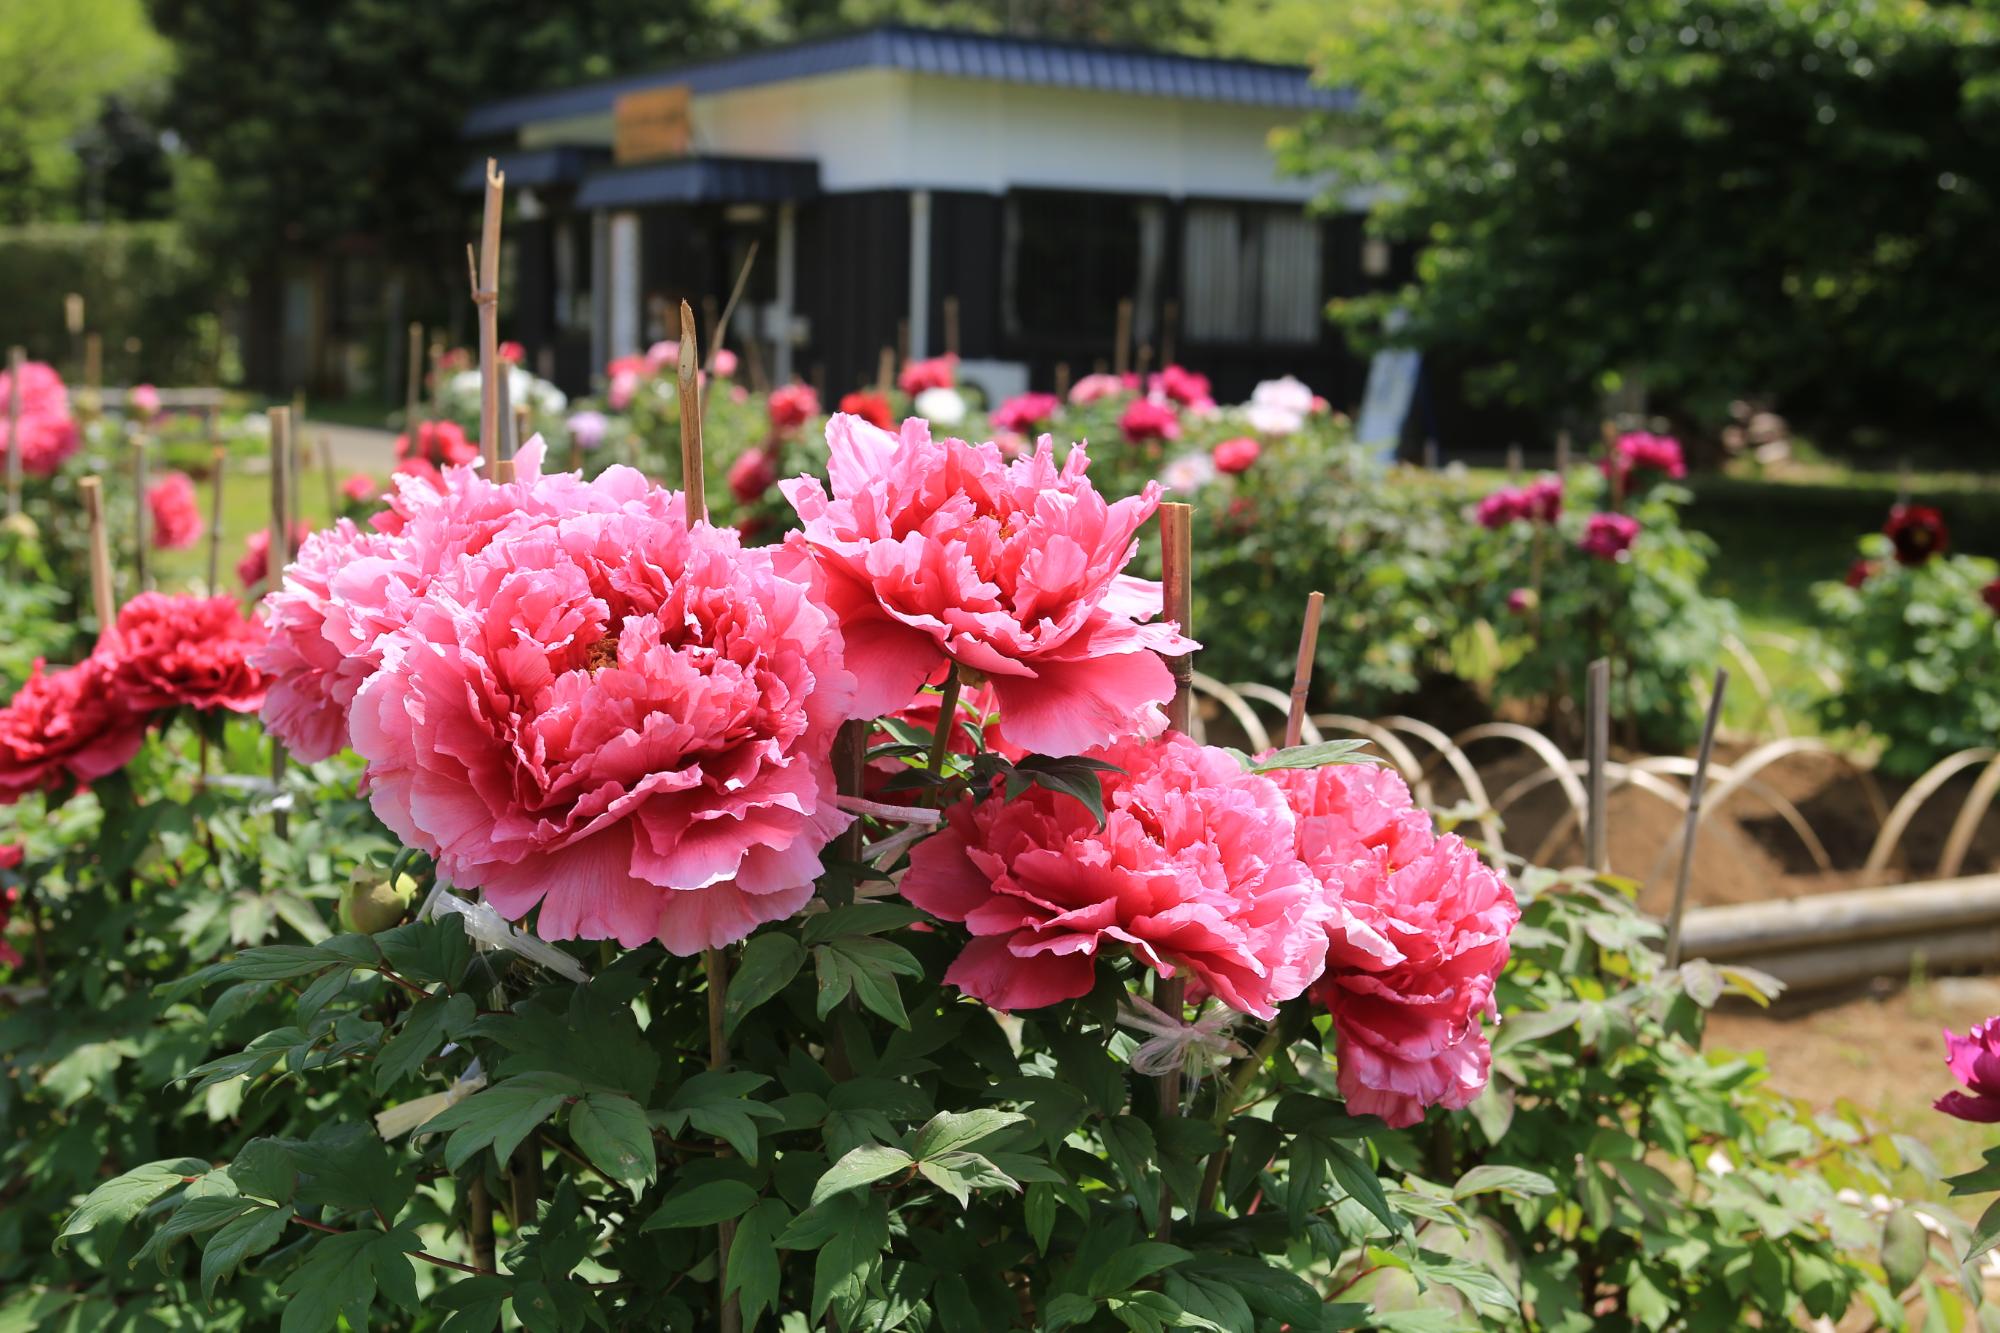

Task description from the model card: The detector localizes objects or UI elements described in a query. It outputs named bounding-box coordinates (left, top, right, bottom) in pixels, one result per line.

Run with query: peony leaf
left=641, top=1179, right=761, bottom=1231
left=1881, top=1206, right=1930, bottom=1296
left=55, top=1157, right=211, bottom=1249
left=1003, top=755, right=1123, bottom=827
left=910, top=1108, right=1027, bottom=1161
left=810, top=1144, right=913, bottom=1206
left=1451, top=1164, right=1556, bottom=1201
left=723, top=933, right=805, bottom=1037
left=568, top=1092, right=656, bottom=1198
left=1243, top=739, right=1376, bottom=772
left=200, top=1204, right=293, bottom=1303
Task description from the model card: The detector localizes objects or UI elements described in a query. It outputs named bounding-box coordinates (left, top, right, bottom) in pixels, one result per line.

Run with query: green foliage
left=1281, top=0, right=2000, bottom=433
left=1812, top=543, right=2000, bottom=777
left=0, top=222, right=222, bottom=382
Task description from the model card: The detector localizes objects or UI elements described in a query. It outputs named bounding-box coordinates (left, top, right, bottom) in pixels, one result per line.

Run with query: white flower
left=446, top=366, right=568, bottom=416
left=1243, top=402, right=1304, bottom=437
left=1161, top=452, right=1217, bottom=493
left=1251, top=375, right=1315, bottom=416
left=914, top=386, right=967, bottom=426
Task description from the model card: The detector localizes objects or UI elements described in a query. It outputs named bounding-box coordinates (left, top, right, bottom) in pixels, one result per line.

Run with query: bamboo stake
left=1506, top=443, right=1523, bottom=480
left=1663, top=669, right=1730, bottom=969
left=1054, top=362, right=1071, bottom=400
left=678, top=300, right=705, bottom=515
left=404, top=321, right=424, bottom=443
left=707, top=242, right=760, bottom=383
left=1155, top=501, right=1194, bottom=1242
left=1584, top=657, right=1609, bottom=873
left=472, top=158, right=506, bottom=468
left=876, top=347, right=896, bottom=397
left=1285, top=592, right=1326, bottom=749
left=205, top=420, right=225, bottom=592
left=269, top=407, right=293, bottom=839
left=1114, top=299, right=1134, bottom=377
left=5, top=346, right=22, bottom=516
left=78, top=477, right=115, bottom=635
left=496, top=353, right=515, bottom=461
left=512, top=404, right=530, bottom=459
left=468, top=1176, right=496, bottom=1273
left=942, top=295, right=960, bottom=358
left=1136, top=342, right=1153, bottom=380
left=130, top=429, right=150, bottom=591
left=319, top=433, right=338, bottom=519
left=1161, top=300, right=1178, bottom=366
left=1554, top=429, right=1572, bottom=475
left=430, top=337, right=447, bottom=418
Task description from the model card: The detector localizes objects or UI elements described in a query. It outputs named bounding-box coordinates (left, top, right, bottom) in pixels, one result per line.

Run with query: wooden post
left=678, top=300, right=705, bottom=517
left=206, top=438, right=227, bottom=593
left=4, top=346, right=22, bottom=517
left=78, top=477, right=115, bottom=635
left=1054, top=362, right=1071, bottom=401
left=1554, top=429, right=1572, bottom=475
left=404, top=321, right=424, bottom=445
left=319, top=433, right=338, bottom=520
left=1285, top=592, right=1326, bottom=749
left=84, top=333, right=102, bottom=418
left=1114, top=299, right=1134, bottom=378
left=876, top=347, right=896, bottom=397
left=1506, top=443, right=1523, bottom=480
left=130, top=429, right=150, bottom=591
left=473, top=159, right=506, bottom=468
left=1154, top=501, right=1194, bottom=1242
left=512, top=404, right=530, bottom=459
left=1664, top=670, right=1730, bottom=969
left=942, top=295, right=960, bottom=359
left=268, top=407, right=292, bottom=838
left=1161, top=299, right=1178, bottom=367
left=430, top=336, right=447, bottom=418
left=1585, top=658, right=1610, bottom=873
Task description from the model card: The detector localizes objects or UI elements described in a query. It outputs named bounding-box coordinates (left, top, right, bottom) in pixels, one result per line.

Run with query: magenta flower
left=991, top=392, right=1061, bottom=435
left=780, top=414, right=1197, bottom=755
left=1936, top=1019, right=2000, bottom=1122
left=147, top=472, right=203, bottom=550
left=1579, top=512, right=1641, bottom=560
left=901, top=733, right=1328, bottom=1018
left=1148, top=365, right=1215, bottom=412
left=347, top=448, right=856, bottom=954
left=1119, top=397, right=1181, bottom=444
left=1476, top=475, right=1562, bottom=530
left=1269, top=763, right=1517, bottom=1128
left=899, top=354, right=959, bottom=395
left=767, top=383, right=820, bottom=432
left=1604, top=431, right=1686, bottom=487
left=1211, top=437, right=1261, bottom=474
left=0, top=361, right=79, bottom=477
left=728, top=447, right=777, bottom=504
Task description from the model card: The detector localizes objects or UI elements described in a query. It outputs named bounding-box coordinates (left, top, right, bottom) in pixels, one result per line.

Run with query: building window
left=1181, top=203, right=1324, bottom=346
left=1003, top=190, right=1149, bottom=343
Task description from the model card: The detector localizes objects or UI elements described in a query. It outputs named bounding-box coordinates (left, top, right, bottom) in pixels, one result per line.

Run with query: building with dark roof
left=459, top=24, right=1402, bottom=407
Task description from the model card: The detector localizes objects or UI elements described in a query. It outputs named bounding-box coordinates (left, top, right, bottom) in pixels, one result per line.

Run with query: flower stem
left=927, top=665, right=963, bottom=779
left=1197, top=1022, right=1285, bottom=1213
left=1152, top=973, right=1185, bottom=1241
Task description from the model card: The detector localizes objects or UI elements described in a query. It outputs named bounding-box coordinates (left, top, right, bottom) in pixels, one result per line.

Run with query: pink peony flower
left=1119, top=397, right=1180, bottom=444
left=0, top=361, right=80, bottom=476
left=780, top=415, right=1197, bottom=755
left=645, top=342, right=680, bottom=371
left=147, top=472, right=203, bottom=550
left=341, top=473, right=378, bottom=503
left=901, top=733, right=1328, bottom=1017
left=1603, top=431, right=1686, bottom=489
left=0, top=658, right=149, bottom=803
left=1505, top=587, right=1537, bottom=615
left=100, top=593, right=268, bottom=714
left=1937, top=1018, right=2000, bottom=1122
left=498, top=341, right=525, bottom=365
left=1579, top=512, right=1641, bottom=560
left=1211, top=437, right=1260, bottom=474
left=347, top=450, right=857, bottom=954
left=237, top=523, right=312, bottom=590
left=129, top=383, right=162, bottom=421
left=1067, top=373, right=1131, bottom=406
left=1148, top=365, right=1214, bottom=412
left=711, top=348, right=739, bottom=379
left=768, top=383, right=820, bottom=432
left=1475, top=476, right=1561, bottom=530
left=728, top=448, right=777, bottom=504
left=991, top=392, right=1061, bottom=435
left=899, top=354, right=958, bottom=396
left=608, top=369, right=643, bottom=412
left=397, top=420, right=477, bottom=469
left=838, top=391, right=894, bottom=430
left=0, top=878, right=18, bottom=968
left=1270, top=763, right=1517, bottom=1128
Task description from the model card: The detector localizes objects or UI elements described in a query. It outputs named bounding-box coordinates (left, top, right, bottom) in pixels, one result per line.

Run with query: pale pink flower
left=608, top=368, right=642, bottom=412
left=901, top=733, right=1327, bottom=1017
left=1067, top=373, right=1131, bottom=406
left=129, top=383, right=162, bottom=421
left=1148, top=365, right=1214, bottom=412
left=711, top=348, right=739, bottom=379
left=147, top=472, right=203, bottom=550
left=349, top=472, right=856, bottom=955
left=780, top=415, right=1197, bottom=755
left=1269, top=763, right=1517, bottom=1128
left=0, top=361, right=79, bottom=476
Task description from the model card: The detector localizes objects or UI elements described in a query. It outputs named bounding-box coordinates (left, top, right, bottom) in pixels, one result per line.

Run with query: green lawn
left=151, top=450, right=385, bottom=593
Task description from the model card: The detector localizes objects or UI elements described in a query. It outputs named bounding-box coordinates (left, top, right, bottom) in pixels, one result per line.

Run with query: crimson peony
left=727, top=447, right=778, bottom=504
left=1884, top=504, right=1949, bottom=566
left=1578, top=512, right=1640, bottom=560
left=838, top=391, right=894, bottom=430
left=1211, top=437, right=1260, bottom=474
left=781, top=414, right=1196, bottom=756
left=990, top=392, right=1060, bottom=435
left=1603, top=431, right=1686, bottom=488
left=767, top=383, right=820, bottom=432
left=0, top=658, right=149, bottom=803
left=344, top=443, right=856, bottom=954
left=1119, top=397, right=1180, bottom=444
left=147, top=472, right=204, bottom=550
left=1271, top=762, right=1517, bottom=1128
left=397, top=420, right=478, bottom=469
left=901, top=733, right=1328, bottom=1018
left=101, top=593, right=269, bottom=715
left=898, top=354, right=958, bottom=395
left=0, top=360, right=79, bottom=476
left=1984, top=578, right=2000, bottom=616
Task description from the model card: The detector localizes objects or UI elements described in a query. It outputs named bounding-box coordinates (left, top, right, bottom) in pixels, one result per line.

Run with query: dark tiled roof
left=571, top=156, right=821, bottom=209
left=463, top=25, right=1346, bottom=138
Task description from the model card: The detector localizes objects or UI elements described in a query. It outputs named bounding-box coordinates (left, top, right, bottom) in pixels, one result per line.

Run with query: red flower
left=1119, top=397, right=1180, bottom=444
left=341, top=473, right=378, bottom=503
left=147, top=472, right=204, bottom=550
left=1884, top=504, right=1949, bottom=566
left=1846, top=557, right=1879, bottom=589
left=728, top=448, right=778, bottom=504
left=396, top=420, right=477, bottom=469
left=0, top=843, right=18, bottom=870
left=838, top=391, right=894, bottom=430
left=898, top=354, right=958, bottom=395
left=498, top=341, right=525, bottom=365
left=990, top=392, right=1060, bottom=435
left=0, top=658, right=149, bottom=803
left=100, top=593, right=269, bottom=715
left=1602, top=431, right=1686, bottom=488
left=1983, top=578, right=2000, bottom=616
left=1211, top=437, right=1260, bottom=474
left=0, top=882, right=17, bottom=968
left=1147, top=365, right=1214, bottom=411
left=1579, top=512, right=1640, bottom=560
left=237, top=523, right=312, bottom=590
left=767, top=383, right=820, bottom=432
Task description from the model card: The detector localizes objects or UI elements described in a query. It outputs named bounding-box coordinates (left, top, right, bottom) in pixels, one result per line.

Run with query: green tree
left=1281, top=0, right=2000, bottom=440
left=0, top=0, right=168, bottom=221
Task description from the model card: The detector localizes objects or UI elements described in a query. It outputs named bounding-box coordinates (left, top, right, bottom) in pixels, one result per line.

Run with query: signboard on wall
left=613, top=85, right=692, bottom=163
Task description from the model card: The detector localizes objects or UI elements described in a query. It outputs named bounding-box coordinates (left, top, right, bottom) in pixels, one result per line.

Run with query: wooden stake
left=1136, top=342, right=1154, bottom=380
left=468, top=1176, right=496, bottom=1274
left=1161, top=299, right=1178, bottom=366
left=269, top=407, right=292, bottom=838
left=943, top=295, right=960, bottom=358
left=1114, top=299, right=1134, bottom=377
left=1154, top=501, right=1195, bottom=1242
left=430, top=337, right=447, bottom=418
left=404, top=321, right=424, bottom=446
left=1664, top=669, right=1730, bottom=969
left=1285, top=592, right=1325, bottom=748
left=678, top=300, right=705, bottom=517
left=206, top=440, right=227, bottom=593
left=130, top=430, right=150, bottom=591
left=708, top=242, right=760, bottom=380
left=876, top=347, right=896, bottom=397
left=1506, top=443, right=1523, bottom=480
left=4, top=346, right=22, bottom=517
left=1585, top=657, right=1610, bottom=873
left=84, top=333, right=101, bottom=399
left=78, top=477, right=115, bottom=635
left=512, top=404, right=530, bottom=459
left=1054, top=362, right=1071, bottom=400
left=319, top=433, right=338, bottom=520
left=472, top=158, right=506, bottom=468
left=1554, top=429, right=1572, bottom=475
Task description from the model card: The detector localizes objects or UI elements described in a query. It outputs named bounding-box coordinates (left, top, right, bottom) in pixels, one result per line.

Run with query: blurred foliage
left=0, top=222, right=222, bottom=378
left=1280, top=0, right=2000, bottom=438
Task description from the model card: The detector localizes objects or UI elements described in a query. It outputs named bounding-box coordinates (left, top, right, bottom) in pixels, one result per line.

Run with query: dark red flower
left=838, top=391, right=894, bottom=430
left=0, top=658, right=149, bottom=803
left=1884, top=504, right=1949, bottom=566
left=1846, top=557, right=1879, bottom=589
left=728, top=448, right=778, bottom=504
left=101, top=593, right=270, bottom=714
left=767, top=384, right=820, bottom=432
left=1983, top=578, right=2000, bottom=616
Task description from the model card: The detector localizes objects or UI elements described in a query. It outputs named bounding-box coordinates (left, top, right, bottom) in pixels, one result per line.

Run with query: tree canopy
left=1281, top=0, right=2000, bottom=439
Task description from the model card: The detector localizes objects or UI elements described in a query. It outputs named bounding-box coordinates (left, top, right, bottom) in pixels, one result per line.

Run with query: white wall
left=519, top=68, right=1324, bottom=202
